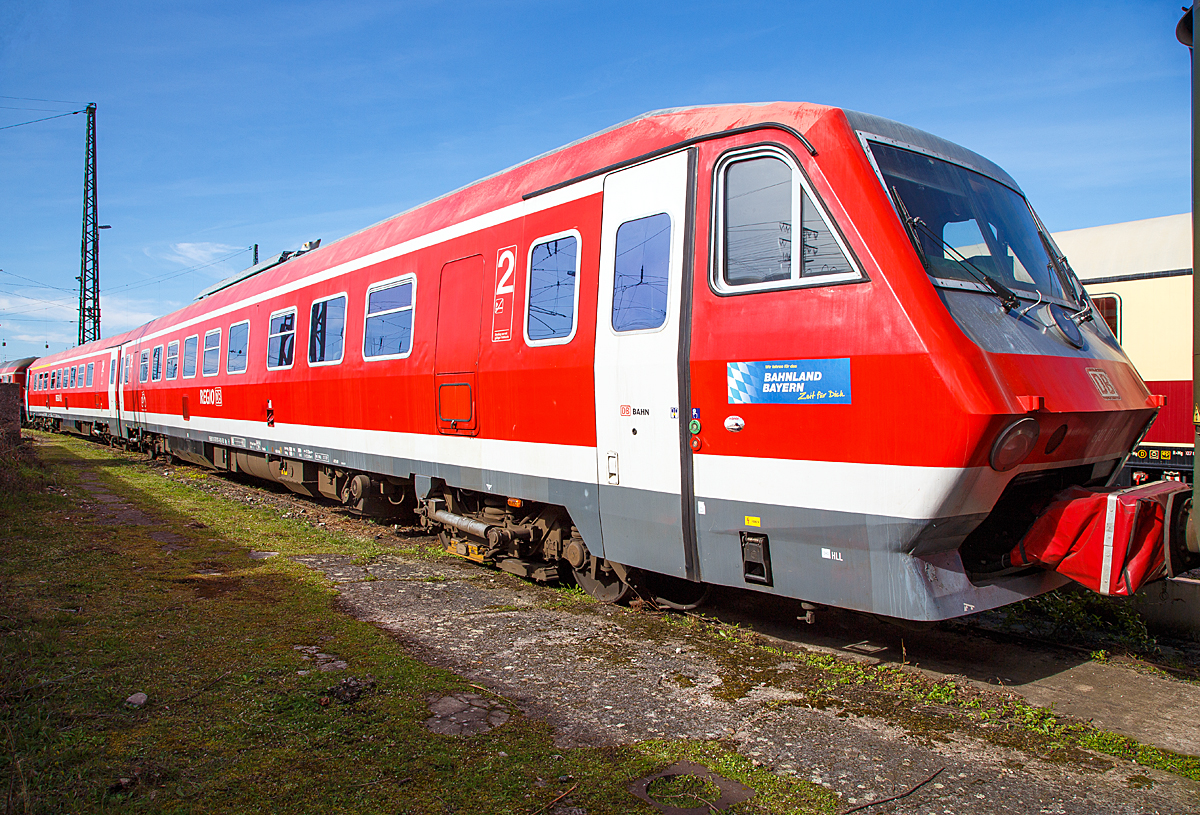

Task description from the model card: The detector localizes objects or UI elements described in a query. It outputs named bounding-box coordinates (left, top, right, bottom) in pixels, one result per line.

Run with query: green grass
left=0, top=433, right=836, bottom=814
left=659, top=614, right=1200, bottom=782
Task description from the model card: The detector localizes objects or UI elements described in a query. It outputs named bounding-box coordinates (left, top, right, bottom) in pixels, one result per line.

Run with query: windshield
left=870, top=141, right=1072, bottom=304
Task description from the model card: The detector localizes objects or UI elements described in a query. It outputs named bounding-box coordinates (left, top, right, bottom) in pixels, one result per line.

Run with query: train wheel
left=642, top=571, right=709, bottom=611
left=573, top=563, right=630, bottom=604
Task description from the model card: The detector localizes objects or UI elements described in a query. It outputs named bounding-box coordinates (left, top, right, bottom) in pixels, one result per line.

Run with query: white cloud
left=163, top=241, right=245, bottom=266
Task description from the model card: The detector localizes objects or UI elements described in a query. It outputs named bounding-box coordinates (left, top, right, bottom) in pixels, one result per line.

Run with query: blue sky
left=0, top=1, right=1191, bottom=359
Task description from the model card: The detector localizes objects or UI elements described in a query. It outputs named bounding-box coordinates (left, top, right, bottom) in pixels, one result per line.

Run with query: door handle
left=606, top=452, right=619, bottom=485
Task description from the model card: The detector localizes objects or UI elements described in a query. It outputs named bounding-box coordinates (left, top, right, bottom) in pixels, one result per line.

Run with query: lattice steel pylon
left=78, top=102, right=100, bottom=346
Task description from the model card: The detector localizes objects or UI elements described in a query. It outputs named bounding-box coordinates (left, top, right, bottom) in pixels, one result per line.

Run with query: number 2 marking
left=496, top=248, right=516, bottom=295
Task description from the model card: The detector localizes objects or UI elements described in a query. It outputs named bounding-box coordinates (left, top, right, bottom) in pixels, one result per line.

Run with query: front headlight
left=991, top=417, right=1040, bottom=472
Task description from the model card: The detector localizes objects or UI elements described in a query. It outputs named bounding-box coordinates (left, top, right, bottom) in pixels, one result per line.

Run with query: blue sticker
left=727, top=358, right=851, bottom=405
left=691, top=407, right=701, bottom=420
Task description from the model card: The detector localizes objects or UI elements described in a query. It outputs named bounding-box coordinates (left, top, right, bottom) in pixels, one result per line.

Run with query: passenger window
left=363, top=280, right=414, bottom=359
left=267, top=309, right=296, bottom=370
left=310, top=294, right=347, bottom=364
left=139, top=351, right=150, bottom=383
left=718, top=150, right=859, bottom=290
left=227, top=321, right=249, bottom=374
left=151, top=346, right=163, bottom=382
left=110, top=362, right=115, bottom=385
left=182, top=335, right=199, bottom=378
left=86, top=362, right=94, bottom=386
left=165, top=341, right=179, bottom=380
left=526, top=232, right=580, bottom=344
left=1092, top=294, right=1120, bottom=341
left=71, top=367, right=77, bottom=388
left=123, top=355, right=130, bottom=385
left=612, top=213, right=671, bottom=332
left=203, top=329, right=221, bottom=376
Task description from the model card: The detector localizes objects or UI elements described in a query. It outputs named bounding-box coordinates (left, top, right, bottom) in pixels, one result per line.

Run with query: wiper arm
left=1035, top=230, right=1094, bottom=325
left=889, top=186, right=931, bottom=273
left=890, top=186, right=1020, bottom=312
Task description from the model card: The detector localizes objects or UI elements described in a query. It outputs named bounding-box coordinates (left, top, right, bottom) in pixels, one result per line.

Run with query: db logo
left=620, top=404, right=631, bottom=416
left=199, top=387, right=223, bottom=406
left=1086, top=368, right=1121, bottom=401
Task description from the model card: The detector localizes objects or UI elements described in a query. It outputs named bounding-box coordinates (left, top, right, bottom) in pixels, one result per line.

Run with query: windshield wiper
left=890, top=186, right=1020, bottom=312
left=1035, top=230, right=1094, bottom=324
left=889, top=186, right=932, bottom=272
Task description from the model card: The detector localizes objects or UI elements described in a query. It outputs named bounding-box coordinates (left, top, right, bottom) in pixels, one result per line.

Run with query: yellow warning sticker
left=1194, top=404, right=1199, bottom=424
left=744, top=515, right=761, bottom=528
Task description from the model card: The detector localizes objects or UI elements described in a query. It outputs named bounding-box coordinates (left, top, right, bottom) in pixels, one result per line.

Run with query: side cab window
left=713, top=146, right=862, bottom=293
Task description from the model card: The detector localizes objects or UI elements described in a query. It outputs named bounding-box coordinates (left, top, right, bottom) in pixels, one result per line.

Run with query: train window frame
left=182, top=334, right=199, bottom=379
left=70, top=366, right=76, bottom=388
left=202, top=329, right=222, bottom=377
left=139, top=351, right=150, bottom=383
left=266, top=307, right=297, bottom=371
left=151, top=345, right=163, bottom=382
left=524, top=229, right=582, bottom=347
left=309, top=292, right=349, bottom=367
left=123, top=354, right=131, bottom=385
left=1090, top=293, right=1121, bottom=342
left=226, top=320, right=250, bottom=375
left=86, top=362, right=94, bottom=387
left=165, top=340, right=179, bottom=380
left=710, top=144, right=864, bottom=295
left=362, top=278, right=416, bottom=362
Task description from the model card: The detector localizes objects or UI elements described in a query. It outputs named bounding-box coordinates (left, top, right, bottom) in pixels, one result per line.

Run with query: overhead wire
left=0, top=95, right=84, bottom=104
left=0, top=109, right=86, bottom=132
left=105, top=248, right=251, bottom=294
left=0, top=269, right=75, bottom=292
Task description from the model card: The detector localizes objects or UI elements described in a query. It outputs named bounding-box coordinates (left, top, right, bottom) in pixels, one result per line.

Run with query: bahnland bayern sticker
left=727, top=358, right=851, bottom=405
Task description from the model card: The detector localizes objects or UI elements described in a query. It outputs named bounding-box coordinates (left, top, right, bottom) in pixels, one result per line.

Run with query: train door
left=434, top=254, right=485, bottom=436
left=593, top=149, right=697, bottom=578
left=131, top=345, right=148, bottom=430
left=108, top=348, right=120, bottom=430
left=117, top=347, right=129, bottom=436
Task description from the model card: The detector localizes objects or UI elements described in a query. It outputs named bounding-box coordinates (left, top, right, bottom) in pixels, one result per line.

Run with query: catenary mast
left=78, top=102, right=99, bottom=346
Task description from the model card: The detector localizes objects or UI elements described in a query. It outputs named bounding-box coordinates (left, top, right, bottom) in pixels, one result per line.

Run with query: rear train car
left=1055, top=214, right=1193, bottom=484
left=0, top=357, right=36, bottom=424
left=26, top=103, right=1191, bottom=619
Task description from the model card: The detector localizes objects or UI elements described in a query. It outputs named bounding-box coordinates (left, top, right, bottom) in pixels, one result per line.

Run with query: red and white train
left=17, top=103, right=1198, bottom=618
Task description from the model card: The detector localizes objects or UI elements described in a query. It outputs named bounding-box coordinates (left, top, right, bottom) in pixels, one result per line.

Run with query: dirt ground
left=105, top=454, right=1200, bottom=813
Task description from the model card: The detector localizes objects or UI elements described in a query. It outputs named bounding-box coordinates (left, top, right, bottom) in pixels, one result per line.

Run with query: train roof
left=34, top=102, right=1030, bottom=359
left=0, top=357, right=36, bottom=374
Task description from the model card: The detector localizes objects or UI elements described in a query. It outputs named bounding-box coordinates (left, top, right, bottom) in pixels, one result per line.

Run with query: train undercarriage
left=29, top=415, right=706, bottom=607
left=28, top=414, right=1200, bottom=612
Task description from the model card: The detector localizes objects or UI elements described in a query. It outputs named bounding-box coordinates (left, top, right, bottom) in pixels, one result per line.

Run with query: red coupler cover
left=1009, top=481, right=1188, bottom=596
